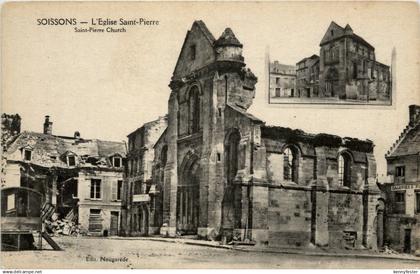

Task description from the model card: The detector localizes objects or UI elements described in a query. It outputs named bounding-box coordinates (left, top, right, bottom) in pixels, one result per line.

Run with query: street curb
left=231, top=247, right=420, bottom=262
left=107, top=236, right=420, bottom=262
left=109, top=236, right=233, bottom=250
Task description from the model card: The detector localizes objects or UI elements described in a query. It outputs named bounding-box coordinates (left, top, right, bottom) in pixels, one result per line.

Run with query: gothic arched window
left=188, top=86, right=200, bottom=134
left=283, top=147, right=298, bottom=183
left=161, top=145, right=168, bottom=167
left=338, top=152, right=352, bottom=187
left=226, top=131, right=241, bottom=184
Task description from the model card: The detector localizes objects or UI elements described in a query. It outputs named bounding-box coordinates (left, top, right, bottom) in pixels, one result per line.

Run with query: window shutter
left=112, top=181, right=117, bottom=201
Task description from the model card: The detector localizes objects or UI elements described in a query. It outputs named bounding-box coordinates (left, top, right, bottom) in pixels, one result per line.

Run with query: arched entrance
left=177, top=154, right=200, bottom=234
left=325, top=67, right=339, bottom=97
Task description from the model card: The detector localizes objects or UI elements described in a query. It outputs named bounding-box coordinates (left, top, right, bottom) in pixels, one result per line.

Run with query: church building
left=125, top=21, right=384, bottom=250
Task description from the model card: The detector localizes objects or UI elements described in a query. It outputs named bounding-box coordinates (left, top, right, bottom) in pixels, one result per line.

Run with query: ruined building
left=269, top=61, right=296, bottom=98
left=1, top=113, right=22, bottom=187
left=3, top=116, right=126, bottom=236
left=121, top=116, right=167, bottom=236
left=384, top=105, right=420, bottom=254
left=123, top=21, right=383, bottom=250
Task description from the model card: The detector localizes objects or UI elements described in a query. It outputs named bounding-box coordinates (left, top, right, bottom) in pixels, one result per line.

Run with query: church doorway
left=177, top=156, right=200, bottom=235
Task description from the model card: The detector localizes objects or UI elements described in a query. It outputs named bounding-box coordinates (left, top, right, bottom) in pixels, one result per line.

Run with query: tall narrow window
left=112, top=180, right=123, bottom=201
left=283, top=147, right=298, bottom=183
left=416, top=192, right=420, bottom=213
left=23, top=149, right=32, bottom=161
left=190, top=45, right=196, bottom=60
left=117, top=180, right=123, bottom=200
left=67, top=155, right=76, bottom=167
left=353, top=62, right=358, bottom=79
left=90, top=179, right=101, bottom=199
left=395, top=191, right=405, bottom=214
left=189, top=86, right=200, bottom=134
left=226, top=131, right=240, bottom=183
left=338, top=153, right=351, bottom=187
left=161, top=146, right=168, bottom=167
left=113, top=157, right=121, bottom=168
left=396, top=166, right=405, bottom=184
left=396, top=166, right=405, bottom=177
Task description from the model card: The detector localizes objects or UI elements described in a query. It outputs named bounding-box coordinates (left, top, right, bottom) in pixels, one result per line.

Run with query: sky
left=2, top=1, right=420, bottom=176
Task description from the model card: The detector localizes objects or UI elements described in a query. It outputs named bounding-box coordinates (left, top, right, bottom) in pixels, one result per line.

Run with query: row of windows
left=21, top=148, right=122, bottom=168
left=90, top=179, right=123, bottom=201
left=275, top=77, right=294, bottom=84
left=282, top=148, right=352, bottom=187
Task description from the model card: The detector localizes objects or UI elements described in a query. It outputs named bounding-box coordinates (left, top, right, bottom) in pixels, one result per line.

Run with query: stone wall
left=268, top=186, right=312, bottom=247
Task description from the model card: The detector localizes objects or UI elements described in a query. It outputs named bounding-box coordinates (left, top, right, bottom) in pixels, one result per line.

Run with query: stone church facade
left=125, top=21, right=384, bottom=250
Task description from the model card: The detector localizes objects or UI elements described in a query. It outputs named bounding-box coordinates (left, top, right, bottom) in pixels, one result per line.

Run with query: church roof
left=214, top=28, right=243, bottom=48
left=227, top=104, right=264, bottom=124
left=194, top=20, right=216, bottom=44
left=320, top=21, right=374, bottom=50
left=261, top=125, right=374, bottom=153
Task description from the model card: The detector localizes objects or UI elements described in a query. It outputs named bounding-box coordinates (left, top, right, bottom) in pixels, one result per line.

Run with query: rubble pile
left=44, top=211, right=86, bottom=236
left=381, top=246, right=399, bottom=255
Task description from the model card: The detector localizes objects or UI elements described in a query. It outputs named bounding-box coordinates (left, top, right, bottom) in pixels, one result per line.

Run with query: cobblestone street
left=1, top=236, right=419, bottom=269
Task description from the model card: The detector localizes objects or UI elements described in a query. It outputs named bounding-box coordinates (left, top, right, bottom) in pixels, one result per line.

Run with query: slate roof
left=386, top=123, right=420, bottom=158
left=296, top=55, right=319, bottom=66
left=270, top=62, right=296, bottom=74
left=194, top=20, right=216, bottom=44
left=320, top=21, right=374, bottom=49
left=6, top=131, right=126, bottom=169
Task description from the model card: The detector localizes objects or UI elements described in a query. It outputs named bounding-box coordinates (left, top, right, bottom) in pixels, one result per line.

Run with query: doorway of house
left=110, top=211, right=119, bottom=236
left=403, top=229, right=411, bottom=253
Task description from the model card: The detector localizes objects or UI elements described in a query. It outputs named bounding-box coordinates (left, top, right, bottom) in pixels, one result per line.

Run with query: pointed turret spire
left=214, top=28, right=243, bottom=48
left=344, top=24, right=353, bottom=34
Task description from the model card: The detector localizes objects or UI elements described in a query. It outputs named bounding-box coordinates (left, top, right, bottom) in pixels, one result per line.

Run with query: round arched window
left=283, top=147, right=298, bottom=183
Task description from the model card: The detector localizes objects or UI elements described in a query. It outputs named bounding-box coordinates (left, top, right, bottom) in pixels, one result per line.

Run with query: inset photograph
left=268, top=21, right=393, bottom=106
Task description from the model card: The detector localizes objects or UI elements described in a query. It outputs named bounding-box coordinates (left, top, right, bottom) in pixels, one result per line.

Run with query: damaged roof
left=261, top=125, right=374, bottom=153
left=6, top=131, right=126, bottom=169
left=214, top=27, right=243, bottom=48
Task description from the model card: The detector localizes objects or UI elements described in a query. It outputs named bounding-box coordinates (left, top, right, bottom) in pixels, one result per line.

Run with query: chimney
left=43, top=115, right=53, bottom=135
left=74, top=131, right=81, bottom=139
left=409, top=105, right=420, bottom=126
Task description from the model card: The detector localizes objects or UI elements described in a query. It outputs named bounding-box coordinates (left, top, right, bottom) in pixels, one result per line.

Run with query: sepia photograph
left=268, top=21, right=394, bottom=106
left=0, top=1, right=419, bottom=271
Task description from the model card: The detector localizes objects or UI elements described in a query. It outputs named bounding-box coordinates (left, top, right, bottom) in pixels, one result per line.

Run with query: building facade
left=270, top=21, right=391, bottom=103
left=127, top=21, right=383, bottom=250
left=296, top=55, right=320, bottom=98
left=269, top=61, right=296, bottom=98
left=3, top=116, right=126, bottom=236
left=384, top=105, right=420, bottom=254
left=121, top=116, right=167, bottom=236
left=318, top=22, right=391, bottom=101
